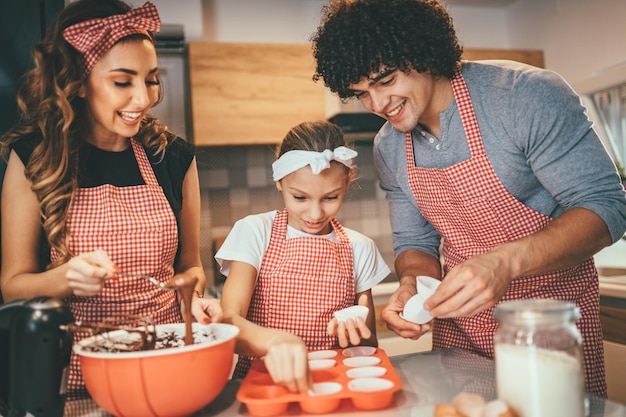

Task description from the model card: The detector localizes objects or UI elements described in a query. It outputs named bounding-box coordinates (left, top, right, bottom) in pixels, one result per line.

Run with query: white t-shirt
left=215, top=211, right=391, bottom=294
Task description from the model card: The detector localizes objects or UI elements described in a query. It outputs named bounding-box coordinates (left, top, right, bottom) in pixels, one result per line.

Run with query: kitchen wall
left=143, top=0, right=626, bottom=86
left=135, top=0, right=626, bottom=286
left=503, top=0, right=626, bottom=87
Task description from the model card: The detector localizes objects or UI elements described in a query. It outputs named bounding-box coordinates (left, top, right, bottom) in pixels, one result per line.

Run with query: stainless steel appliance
left=326, top=93, right=385, bottom=141
left=0, top=297, right=74, bottom=417
left=152, top=24, right=193, bottom=141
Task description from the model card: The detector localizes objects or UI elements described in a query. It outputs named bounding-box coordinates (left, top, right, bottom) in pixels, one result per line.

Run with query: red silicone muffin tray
left=236, top=347, right=403, bottom=416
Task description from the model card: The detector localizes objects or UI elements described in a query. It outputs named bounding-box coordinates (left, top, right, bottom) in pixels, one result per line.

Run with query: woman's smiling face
left=277, top=162, right=351, bottom=235
left=79, top=38, right=160, bottom=144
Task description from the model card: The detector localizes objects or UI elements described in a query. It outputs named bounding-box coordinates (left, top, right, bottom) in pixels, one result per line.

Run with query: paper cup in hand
left=416, top=275, right=440, bottom=297
left=401, top=294, right=431, bottom=324
left=333, top=305, right=369, bottom=323
left=401, top=276, right=441, bottom=324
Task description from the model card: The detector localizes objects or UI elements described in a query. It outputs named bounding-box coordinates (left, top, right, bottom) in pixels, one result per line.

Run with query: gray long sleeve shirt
left=374, top=60, right=626, bottom=260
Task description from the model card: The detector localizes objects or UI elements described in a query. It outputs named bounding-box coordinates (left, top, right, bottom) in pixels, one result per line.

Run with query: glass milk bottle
left=494, top=299, right=586, bottom=417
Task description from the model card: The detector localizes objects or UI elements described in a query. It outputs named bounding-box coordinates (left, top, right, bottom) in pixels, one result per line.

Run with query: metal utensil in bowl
left=114, top=272, right=199, bottom=346
left=115, top=272, right=175, bottom=291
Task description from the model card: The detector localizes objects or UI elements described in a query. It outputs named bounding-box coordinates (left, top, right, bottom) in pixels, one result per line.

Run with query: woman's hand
left=263, top=332, right=312, bottom=393
left=65, top=250, right=117, bottom=297
left=190, top=297, right=223, bottom=324
left=327, top=317, right=372, bottom=347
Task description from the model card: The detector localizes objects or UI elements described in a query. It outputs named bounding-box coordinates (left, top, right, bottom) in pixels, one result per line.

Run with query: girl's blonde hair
left=277, top=120, right=350, bottom=156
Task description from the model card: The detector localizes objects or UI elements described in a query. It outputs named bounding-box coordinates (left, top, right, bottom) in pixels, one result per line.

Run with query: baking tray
left=236, top=346, right=403, bottom=416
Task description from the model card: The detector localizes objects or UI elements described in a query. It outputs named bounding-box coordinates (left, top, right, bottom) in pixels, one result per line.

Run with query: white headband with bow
left=272, top=146, right=358, bottom=181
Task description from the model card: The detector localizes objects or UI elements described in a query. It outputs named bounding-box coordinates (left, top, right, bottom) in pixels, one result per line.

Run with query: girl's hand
left=327, top=317, right=372, bottom=347
left=65, top=250, right=118, bottom=297
left=191, top=297, right=223, bottom=324
left=263, top=332, right=312, bottom=393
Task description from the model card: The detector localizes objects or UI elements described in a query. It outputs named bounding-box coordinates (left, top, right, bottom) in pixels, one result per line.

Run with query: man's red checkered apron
left=404, top=71, right=606, bottom=396
left=232, top=208, right=355, bottom=378
left=51, top=138, right=181, bottom=393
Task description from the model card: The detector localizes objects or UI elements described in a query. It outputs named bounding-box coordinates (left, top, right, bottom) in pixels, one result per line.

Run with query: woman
left=0, top=0, right=221, bottom=393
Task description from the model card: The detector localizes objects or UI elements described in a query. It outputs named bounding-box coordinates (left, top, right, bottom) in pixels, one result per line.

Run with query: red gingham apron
left=405, top=71, right=606, bottom=396
left=232, top=208, right=355, bottom=378
left=52, top=138, right=181, bottom=392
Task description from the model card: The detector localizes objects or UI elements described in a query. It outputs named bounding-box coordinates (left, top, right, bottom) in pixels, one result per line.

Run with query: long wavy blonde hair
left=0, top=0, right=173, bottom=268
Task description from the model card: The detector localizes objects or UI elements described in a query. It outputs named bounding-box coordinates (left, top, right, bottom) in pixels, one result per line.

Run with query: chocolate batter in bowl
left=73, top=322, right=239, bottom=417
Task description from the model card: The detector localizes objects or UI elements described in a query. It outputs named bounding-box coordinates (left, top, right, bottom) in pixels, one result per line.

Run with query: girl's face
left=79, top=38, right=160, bottom=146
left=277, top=162, right=351, bottom=235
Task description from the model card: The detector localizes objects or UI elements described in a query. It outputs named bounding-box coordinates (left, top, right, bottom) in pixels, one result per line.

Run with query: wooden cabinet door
left=462, top=48, right=544, bottom=68
left=188, top=42, right=326, bottom=146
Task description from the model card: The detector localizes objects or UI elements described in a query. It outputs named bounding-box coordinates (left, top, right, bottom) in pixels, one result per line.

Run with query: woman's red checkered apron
left=51, top=139, right=181, bottom=393
left=232, top=209, right=355, bottom=378
left=404, top=71, right=606, bottom=396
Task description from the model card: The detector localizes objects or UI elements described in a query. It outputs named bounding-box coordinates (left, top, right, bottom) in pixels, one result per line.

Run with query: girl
left=217, top=120, right=390, bottom=393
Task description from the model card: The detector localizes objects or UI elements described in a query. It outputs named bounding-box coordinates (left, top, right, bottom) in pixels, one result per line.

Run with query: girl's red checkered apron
left=233, top=208, right=355, bottom=377
left=52, top=138, right=181, bottom=392
left=404, top=71, right=606, bottom=396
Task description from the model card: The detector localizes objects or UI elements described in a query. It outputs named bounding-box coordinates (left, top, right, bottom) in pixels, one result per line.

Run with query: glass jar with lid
left=494, top=299, right=586, bottom=417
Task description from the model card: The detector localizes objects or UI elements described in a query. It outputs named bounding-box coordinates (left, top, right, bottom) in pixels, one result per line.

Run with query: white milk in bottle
left=494, top=299, right=585, bottom=417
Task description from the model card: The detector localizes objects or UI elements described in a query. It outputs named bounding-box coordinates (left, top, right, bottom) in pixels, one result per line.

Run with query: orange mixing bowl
left=73, top=322, right=239, bottom=417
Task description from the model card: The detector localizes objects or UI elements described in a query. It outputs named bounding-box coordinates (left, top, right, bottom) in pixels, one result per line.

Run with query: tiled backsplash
left=195, top=141, right=398, bottom=289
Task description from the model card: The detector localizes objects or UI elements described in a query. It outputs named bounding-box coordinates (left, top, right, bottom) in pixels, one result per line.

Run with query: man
left=311, top=0, right=626, bottom=397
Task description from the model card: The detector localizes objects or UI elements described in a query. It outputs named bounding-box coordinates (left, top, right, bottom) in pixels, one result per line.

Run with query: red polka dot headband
left=63, top=1, right=161, bottom=76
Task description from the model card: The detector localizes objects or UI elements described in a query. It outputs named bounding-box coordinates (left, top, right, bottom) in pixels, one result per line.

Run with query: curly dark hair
left=311, top=0, right=463, bottom=99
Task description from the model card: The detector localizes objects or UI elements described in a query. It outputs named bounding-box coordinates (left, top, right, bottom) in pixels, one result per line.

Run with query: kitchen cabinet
left=188, top=43, right=544, bottom=146
left=461, top=48, right=544, bottom=67
left=600, top=292, right=626, bottom=405
left=188, top=42, right=326, bottom=146
left=597, top=240, right=626, bottom=405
